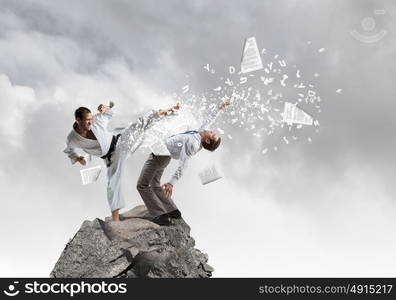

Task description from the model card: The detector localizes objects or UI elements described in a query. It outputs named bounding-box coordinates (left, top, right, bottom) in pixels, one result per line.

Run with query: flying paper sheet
left=199, top=165, right=223, bottom=185
left=80, top=165, right=102, bottom=185
left=282, top=102, right=313, bottom=126
left=241, top=37, right=264, bottom=74
left=149, top=139, right=171, bottom=156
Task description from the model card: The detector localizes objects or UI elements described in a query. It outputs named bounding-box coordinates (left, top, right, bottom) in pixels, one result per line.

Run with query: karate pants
left=105, top=110, right=161, bottom=212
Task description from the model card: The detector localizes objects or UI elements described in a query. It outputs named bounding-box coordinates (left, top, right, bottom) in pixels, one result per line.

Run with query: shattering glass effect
left=160, top=37, right=332, bottom=156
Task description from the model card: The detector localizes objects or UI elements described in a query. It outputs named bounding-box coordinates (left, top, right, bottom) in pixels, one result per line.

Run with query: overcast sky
left=1, top=0, right=395, bottom=277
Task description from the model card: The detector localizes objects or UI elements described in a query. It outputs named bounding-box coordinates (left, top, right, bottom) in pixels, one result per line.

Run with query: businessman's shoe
left=167, top=209, right=182, bottom=219
left=152, top=214, right=172, bottom=226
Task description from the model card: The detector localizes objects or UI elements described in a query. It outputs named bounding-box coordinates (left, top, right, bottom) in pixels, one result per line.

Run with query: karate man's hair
left=202, top=137, right=221, bottom=152
left=74, top=107, right=91, bottom=120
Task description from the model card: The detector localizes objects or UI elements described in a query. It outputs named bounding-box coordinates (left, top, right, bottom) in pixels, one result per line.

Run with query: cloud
left=172, top=152, right=396, bottom=276
left=0, top=74, right=36, bottom=148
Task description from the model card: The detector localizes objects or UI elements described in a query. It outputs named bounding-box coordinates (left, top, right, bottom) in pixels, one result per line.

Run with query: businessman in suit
left=137, top=102, right=230, bottom=225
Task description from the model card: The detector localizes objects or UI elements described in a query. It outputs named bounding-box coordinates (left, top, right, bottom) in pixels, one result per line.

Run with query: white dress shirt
left=165, top=107, right=222, bottom=185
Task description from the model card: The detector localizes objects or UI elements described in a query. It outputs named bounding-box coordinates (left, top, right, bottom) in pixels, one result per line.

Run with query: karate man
left=137, top=101, right=230, bottom=225
left=64, top=103, right=180, bottom=221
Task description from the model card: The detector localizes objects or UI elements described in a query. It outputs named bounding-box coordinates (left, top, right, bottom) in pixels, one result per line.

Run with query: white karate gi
left=63, top=108, right=162, bottom=212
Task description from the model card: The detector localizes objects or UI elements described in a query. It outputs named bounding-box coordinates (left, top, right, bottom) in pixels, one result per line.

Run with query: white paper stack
left=282, top=102, right=313, bottom=126
left=149, top=139, right=171, bottom=156
left=199, top=165, right=223, bottom=185
left=241, top=37, right=264, bottom=74
left=80, top=165, right=102, bottom=185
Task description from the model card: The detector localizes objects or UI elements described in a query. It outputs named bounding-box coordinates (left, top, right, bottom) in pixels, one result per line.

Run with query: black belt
left=101, top=134, right=121, bottom=166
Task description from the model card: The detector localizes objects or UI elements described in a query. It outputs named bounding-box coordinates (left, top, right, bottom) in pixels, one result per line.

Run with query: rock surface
left=50, top=205, right=213, bottom=278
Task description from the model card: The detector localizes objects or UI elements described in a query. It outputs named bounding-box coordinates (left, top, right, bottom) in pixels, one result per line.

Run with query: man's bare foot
left=112, top=209, right=120, bottom=222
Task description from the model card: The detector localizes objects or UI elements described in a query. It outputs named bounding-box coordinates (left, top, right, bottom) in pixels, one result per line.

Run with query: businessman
left=137, top=101, right=230, bottom=225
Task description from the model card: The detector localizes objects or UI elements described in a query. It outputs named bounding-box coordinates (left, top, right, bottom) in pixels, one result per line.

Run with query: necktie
left=170, top=130, right=198, bottom=138
left=181, top=130, right=198, bottom=135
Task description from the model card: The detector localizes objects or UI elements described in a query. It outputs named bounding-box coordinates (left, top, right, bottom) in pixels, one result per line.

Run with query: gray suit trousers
left=137, top=153, right=178, bottom=218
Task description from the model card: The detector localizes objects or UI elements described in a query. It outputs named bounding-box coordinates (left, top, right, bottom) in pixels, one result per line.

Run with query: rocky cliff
left=50, top=205, right=213, bottom=278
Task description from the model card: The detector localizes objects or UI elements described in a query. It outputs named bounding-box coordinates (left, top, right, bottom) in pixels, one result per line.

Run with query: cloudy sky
left=1, top=0, right=395, bottom=277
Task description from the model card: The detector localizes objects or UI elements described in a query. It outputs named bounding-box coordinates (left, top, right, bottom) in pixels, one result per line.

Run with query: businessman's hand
left=219, top=101, right=230, bottom=110
left=76, top=156, right=87, bottom=166
left=162, top=182, right=173, bottom=198
left=97, top=104, right=110, bottom=113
